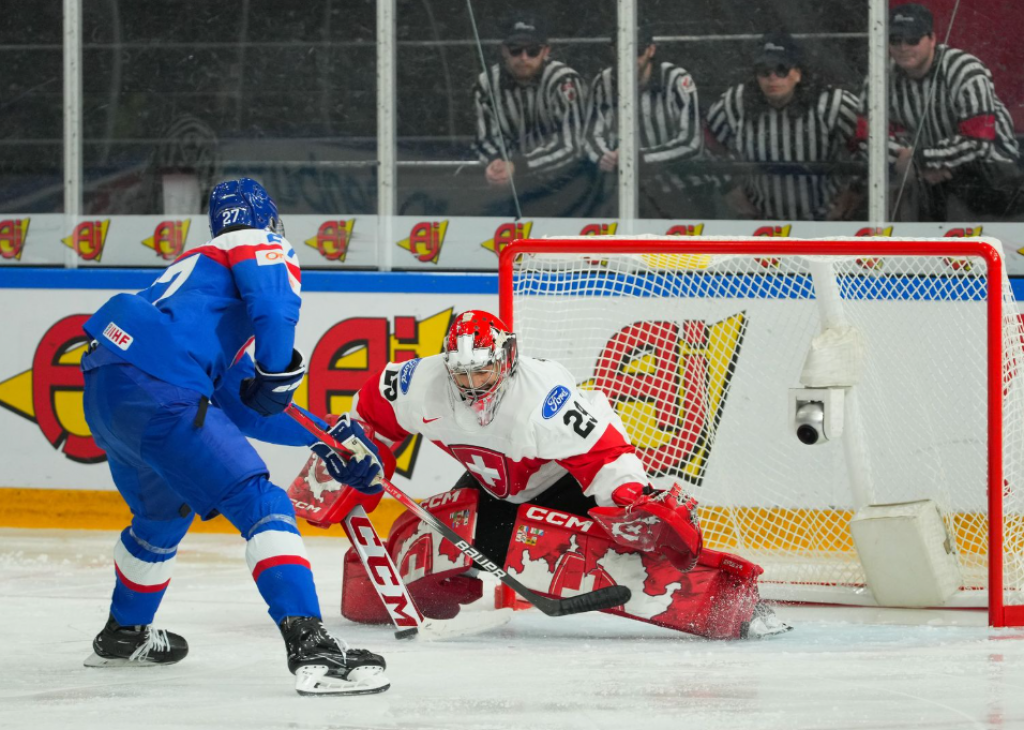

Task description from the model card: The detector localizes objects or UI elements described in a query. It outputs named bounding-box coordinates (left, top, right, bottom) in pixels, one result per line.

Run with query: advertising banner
left=0, top=285, right=493, bottom=499
left=4, top=214, right=1024, bottom=274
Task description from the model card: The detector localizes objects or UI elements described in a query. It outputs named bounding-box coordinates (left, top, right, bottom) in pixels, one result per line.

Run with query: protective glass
left=755, top=63, right=794, bottom=78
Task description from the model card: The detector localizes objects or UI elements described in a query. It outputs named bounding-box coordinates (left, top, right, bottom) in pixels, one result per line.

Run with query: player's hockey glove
left=589, top=483, right=703, bottom=572
left=239, top=349, right=306, bottom=417
left=309, top=415, right=384, bottom=495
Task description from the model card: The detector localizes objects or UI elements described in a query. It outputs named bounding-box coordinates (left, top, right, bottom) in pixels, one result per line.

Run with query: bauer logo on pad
left=542, top=385, right=571, bottom=419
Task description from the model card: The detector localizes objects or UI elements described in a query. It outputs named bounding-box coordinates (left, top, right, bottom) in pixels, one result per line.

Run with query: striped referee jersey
left=584, top=61, right=704, bottom=180
left=707, top=83, right=862, bottom=220
left=883, top=45, right=1020, bottom=169
left=472, top=60, right=587, bottom=178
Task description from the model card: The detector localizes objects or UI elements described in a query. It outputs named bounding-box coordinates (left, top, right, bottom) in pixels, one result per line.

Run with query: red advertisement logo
left=398, top=221, right=448, bottom=264
left=142, top=220, right=191, bottom=261
left=62, top=220, right=110, bottom=262
left=305, top=220, right=355, bottom=262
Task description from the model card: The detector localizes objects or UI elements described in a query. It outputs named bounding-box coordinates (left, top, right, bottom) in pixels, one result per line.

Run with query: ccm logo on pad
left=524, top=506, right=594, bottom=533
left=102, top=322, right=134, bottom=350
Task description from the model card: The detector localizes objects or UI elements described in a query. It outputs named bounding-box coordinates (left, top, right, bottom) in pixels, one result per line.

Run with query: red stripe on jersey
left=959, top=114, right=997, bottom=140
left=174, top=243, right=299, bottom=275
left=556, top=424, right=636, bottom=490
left=233, top=336, right=256, bottom=365
left=355, top=369, right=410, bottom=444
left=251, top=554, right=311, bottom=582
left=115, top=564, right=171, bottom=594
left=175, top=246, right=229, bottom=267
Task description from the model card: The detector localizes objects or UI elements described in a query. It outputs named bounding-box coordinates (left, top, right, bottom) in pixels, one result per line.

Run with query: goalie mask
left=443, top=310, right=518, bottom=426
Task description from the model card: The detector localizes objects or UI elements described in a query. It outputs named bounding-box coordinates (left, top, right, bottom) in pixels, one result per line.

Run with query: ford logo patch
left=541, top=385, right=571, bottom=419
left=399, top=358, right=420, bottom=395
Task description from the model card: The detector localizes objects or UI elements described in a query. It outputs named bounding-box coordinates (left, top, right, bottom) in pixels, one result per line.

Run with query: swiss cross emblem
left=450, top=445, right=511, bottom=498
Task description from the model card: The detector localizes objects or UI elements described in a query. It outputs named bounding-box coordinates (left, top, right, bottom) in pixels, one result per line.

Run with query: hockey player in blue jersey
left=80, top=178, right=390, bottom=696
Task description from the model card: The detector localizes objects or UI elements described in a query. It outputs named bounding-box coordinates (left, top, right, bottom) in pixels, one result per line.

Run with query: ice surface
left=2, top=528, right=1023, bottom=730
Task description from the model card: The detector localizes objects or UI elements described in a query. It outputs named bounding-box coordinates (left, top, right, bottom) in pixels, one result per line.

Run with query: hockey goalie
left=297, top=310, right=789, bottom=640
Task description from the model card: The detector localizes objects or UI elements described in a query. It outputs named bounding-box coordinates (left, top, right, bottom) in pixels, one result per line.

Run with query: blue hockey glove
left=239, top=349, right=306, bottom=417
left=310, top=416, right=384, bottom=494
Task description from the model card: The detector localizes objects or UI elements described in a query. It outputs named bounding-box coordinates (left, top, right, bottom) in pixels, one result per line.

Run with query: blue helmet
left=208, top=178, right=284, bottom=238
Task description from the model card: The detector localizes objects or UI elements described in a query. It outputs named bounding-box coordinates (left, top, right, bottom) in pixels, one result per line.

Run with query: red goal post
left=498, top=237, right=1024, bottom=627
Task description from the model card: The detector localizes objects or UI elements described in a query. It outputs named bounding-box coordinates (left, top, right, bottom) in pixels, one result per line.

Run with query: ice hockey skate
left=741, top=602, right=792, bottom=640
left=83, top=614, right=189, bottom=667
left=280, top=616, right=389, bottom=696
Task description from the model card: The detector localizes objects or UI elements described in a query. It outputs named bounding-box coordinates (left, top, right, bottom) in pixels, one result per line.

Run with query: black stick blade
left=549, top=585, right=632, bottom=616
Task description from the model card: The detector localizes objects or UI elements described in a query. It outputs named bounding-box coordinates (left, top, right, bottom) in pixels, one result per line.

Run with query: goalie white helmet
left=442, top=310, right=518, bottom=426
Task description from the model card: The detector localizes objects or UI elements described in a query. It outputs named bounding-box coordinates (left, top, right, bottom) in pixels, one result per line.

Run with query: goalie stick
left=286, top=404, right=632, bottom=617
left=341, top=502, right=512, bottom=641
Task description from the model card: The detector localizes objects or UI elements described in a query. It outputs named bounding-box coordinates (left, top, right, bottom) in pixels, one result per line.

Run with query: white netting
left=505, top=239, right=1024, bottom=611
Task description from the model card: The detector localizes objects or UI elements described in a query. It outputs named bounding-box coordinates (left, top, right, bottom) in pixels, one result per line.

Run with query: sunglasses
left=506, top=44, right=543, bottom=58
left=889, top=35, right=924, bottom=46
left=755, top=63, right=794, bottom=79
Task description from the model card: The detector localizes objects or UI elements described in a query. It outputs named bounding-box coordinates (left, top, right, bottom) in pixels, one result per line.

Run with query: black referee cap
left=503, top=12, right=547, bottom=45
left=754, top=31, right=803, bottom=68
left=889, top=4, right=934, bottom=39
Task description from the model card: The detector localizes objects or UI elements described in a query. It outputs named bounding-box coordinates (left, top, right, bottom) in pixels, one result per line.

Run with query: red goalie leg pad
left=504, top=504, right=761, bottom=639
left=380, top=487, right=483, bottom=620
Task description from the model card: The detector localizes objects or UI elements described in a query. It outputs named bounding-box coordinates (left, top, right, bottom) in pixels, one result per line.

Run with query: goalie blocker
left=342, top=480, right=773, bottom=640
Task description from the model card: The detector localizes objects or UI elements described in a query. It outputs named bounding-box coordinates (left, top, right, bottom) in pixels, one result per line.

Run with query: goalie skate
left=83, top=614, right=188, bottom=667
left=281, top=616, right=389, bottom=696
left=740, top=602, right=792, bottom=640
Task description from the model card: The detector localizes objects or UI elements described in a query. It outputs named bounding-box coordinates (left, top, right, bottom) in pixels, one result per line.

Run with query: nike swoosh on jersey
left=422, top=416, right=441, bottom=424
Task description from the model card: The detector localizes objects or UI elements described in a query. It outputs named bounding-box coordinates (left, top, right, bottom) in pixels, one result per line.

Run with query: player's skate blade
left=83, top=615, right=188, bottom=667
left=294, top=665, right=390, bottom=696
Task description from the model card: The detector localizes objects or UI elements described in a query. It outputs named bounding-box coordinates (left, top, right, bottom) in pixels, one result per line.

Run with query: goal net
left=499, top=237, right=1024, bottom=626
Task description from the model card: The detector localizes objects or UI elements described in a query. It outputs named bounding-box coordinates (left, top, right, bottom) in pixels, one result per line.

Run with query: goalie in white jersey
left=337, top=310, right=788, bottom=639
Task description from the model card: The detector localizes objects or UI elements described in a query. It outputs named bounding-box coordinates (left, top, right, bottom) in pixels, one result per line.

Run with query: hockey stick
left=340, top=502, right=512, bottom=641
left=340, top=502, right=423, bottom=640
left=286, top=405, right=632, bottom=617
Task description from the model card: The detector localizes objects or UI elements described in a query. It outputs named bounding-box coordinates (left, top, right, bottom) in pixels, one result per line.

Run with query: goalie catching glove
left=309, top=415, right=384, bottom=494
left=588, top=483, right=703, bottom=572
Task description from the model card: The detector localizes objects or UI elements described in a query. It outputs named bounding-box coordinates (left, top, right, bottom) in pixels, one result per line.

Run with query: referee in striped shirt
left=707, top=31, right=865, bottom=221
left=584, top=26, right=707, bottom=217
left=472, top=12, right=589, bottom=217
left=883, top=3, right=1023, bottom=221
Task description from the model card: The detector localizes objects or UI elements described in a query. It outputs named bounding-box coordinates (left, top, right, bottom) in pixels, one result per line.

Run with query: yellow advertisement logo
left=142, top=220, right=191, bottom=261
left=398, top=221, right=448, bottom=264
left=62, top=220, right=111, bottom=262
left=580, top=314, right=746, bottom=485
left=482, top=221, right=533, bottom=256
left=306, top=220, right=355, bottom=262
left=0, top=218, right=29, bottom=260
